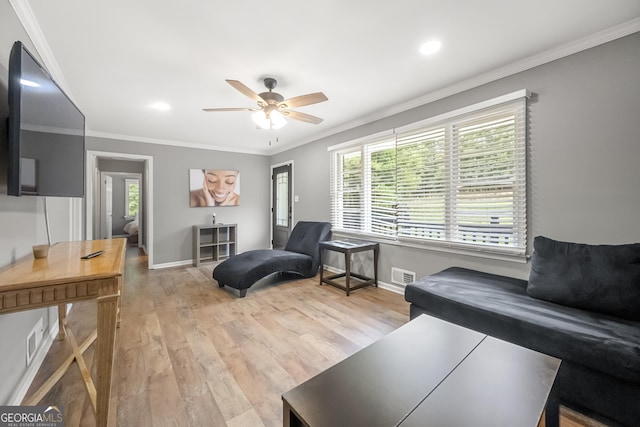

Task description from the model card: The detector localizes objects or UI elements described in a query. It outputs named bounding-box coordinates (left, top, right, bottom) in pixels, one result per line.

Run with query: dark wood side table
left=319, top=240, right=379, bottom=296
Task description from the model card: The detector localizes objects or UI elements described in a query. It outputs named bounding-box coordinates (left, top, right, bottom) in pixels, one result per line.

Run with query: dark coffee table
left=282, top=315, right=560, bottom=427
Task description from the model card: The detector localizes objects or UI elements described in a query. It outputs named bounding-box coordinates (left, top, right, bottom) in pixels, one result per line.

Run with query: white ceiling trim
left=86, top=131, right=266, bottom=156
left=9, top=0, right=74, bottom=100
left=271, top=17, right=640, bottom=155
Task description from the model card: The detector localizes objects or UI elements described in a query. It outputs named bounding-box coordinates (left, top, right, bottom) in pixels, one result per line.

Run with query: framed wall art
left=189, top=169, right=240, bottom=207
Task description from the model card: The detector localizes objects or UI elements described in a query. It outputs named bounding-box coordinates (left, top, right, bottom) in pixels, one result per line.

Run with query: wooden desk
left=0, top=239, right=126, bottom=427
left=283, top=315, right=560, bottom=427
left=319, top=240, right=379, bottom=296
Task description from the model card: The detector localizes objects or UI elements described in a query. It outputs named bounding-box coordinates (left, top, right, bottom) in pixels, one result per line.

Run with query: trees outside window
left=125, top=178, right=139, bottom=218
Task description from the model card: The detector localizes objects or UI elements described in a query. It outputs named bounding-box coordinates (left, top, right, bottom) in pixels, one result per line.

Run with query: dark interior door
left=272, top=164, right=292, bottom=249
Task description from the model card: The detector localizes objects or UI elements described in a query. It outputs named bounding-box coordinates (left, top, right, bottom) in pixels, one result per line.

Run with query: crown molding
left=86, top=130, right=268, bottom=156
left=271, top=18, right=640, bottom=155
left=9, top=0, right=74, bottom=100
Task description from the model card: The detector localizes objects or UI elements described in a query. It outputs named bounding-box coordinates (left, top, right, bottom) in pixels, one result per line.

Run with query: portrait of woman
left=189, top=169, right=241, bottom=207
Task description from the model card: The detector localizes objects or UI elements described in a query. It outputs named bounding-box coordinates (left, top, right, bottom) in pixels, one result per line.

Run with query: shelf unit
left=193, top=224, right=237, bottom=266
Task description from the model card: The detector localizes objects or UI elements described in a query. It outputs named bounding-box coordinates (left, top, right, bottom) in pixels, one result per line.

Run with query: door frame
left=86, top=150, right=154, bottom=267
left=100, top=172, right=113, bottom=239
left=100, top=171, right=143, bottom=242
left=270, top=160, right=294, bottom=249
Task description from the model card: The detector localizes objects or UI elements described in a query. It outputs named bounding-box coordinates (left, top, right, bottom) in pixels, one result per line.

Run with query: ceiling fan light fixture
left=204, top=77, right=325, bottom=128
left=270, top=110, right=287, bottom=129
left=252, top=110, right=271, bottom=129
left=251, top=109, right=287, bottom=130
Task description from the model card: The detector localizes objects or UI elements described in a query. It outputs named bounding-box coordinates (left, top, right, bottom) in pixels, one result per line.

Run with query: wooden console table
left=319, top=240, right=379, bottom=296
left=0, top=239, right=126, bottom=427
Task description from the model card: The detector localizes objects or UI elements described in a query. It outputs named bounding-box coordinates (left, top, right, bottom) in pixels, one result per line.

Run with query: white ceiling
left=13, top=1, right=640, bottom=155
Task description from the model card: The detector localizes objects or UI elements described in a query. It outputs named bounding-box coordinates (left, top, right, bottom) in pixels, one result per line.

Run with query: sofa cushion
left=404, top=267, right=640, bottom=382
left=527, top=236, right=640, bottom=321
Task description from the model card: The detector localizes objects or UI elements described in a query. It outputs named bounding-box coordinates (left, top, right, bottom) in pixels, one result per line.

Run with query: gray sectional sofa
left=404, top=237, right=640, bottom=427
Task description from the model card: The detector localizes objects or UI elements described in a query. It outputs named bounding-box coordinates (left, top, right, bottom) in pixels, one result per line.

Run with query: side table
left=319, top=240, right=379, bottom=296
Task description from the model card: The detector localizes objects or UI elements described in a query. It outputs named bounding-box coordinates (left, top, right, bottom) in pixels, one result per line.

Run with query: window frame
left=329, top=90, right=529, bottom=260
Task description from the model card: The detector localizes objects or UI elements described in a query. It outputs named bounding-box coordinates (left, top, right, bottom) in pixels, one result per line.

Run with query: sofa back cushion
left=527, top=236, right=640, bottom=320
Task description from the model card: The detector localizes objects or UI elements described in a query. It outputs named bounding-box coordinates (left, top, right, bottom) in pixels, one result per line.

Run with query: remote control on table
left=81, top=250, right=104, bottom=259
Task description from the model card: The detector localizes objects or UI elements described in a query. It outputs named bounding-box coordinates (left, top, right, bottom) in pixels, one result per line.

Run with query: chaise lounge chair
left=213, top=221, right=331, bottom=297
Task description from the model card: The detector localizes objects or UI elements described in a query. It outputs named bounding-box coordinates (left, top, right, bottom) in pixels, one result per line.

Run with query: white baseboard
left=378, top=280, right=406, bottom=295
left=152, top=259, right=193, bottom=269
left=6, top=320, right=60, bottom=405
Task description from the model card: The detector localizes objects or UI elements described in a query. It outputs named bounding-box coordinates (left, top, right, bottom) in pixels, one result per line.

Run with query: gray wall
left=271, top=32, right=640, bottom=283
left=0, top=2, right=73, bottom=404
left=87, top=137, right=272, bottom=265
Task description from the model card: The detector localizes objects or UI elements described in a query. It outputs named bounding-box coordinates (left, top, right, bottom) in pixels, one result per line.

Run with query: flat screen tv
left=7, top=41, right=85, bottom=197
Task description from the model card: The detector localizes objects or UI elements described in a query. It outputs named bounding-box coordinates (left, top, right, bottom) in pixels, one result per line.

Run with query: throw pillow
left=527, top=236, right=640, bottom=320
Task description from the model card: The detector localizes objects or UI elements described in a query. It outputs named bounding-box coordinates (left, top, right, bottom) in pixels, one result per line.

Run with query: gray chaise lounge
left=213, top=221, right=331, bottom=297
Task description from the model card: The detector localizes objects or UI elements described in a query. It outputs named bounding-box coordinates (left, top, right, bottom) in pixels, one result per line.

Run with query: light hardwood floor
left=23, top=248, right=606, bottom=427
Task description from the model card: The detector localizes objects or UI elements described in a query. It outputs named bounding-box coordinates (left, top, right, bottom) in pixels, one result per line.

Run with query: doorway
left=271, top=162, right=293, bottom=249
left=86, top=150, right=154, bottom=267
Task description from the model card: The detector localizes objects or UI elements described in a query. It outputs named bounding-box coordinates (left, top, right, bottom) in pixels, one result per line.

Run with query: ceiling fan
left=203, top=78, right=328, bottom=129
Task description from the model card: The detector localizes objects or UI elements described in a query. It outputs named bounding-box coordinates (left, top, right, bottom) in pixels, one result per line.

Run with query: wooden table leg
left=57, top=304, right=67, bottom=341
left=95, top=280, right=120, bottom=427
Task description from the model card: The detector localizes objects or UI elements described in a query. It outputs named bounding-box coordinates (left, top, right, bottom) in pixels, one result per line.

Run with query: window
left=124, top=178, right=139, bottom=218
left=330, top=91, right=528, bottom=257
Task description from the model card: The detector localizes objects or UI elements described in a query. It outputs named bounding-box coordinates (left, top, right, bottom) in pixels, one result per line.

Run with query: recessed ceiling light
left=420, top=40, right=442, bottom=55
left=150, top=102, right=171, bottom=111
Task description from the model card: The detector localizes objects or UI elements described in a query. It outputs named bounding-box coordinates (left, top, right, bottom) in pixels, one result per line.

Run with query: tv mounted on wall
left=7, top=41, right=85, bottom=197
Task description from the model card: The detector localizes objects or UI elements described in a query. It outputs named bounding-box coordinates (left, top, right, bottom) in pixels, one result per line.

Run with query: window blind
left=330, top=92, right=528, bottom=257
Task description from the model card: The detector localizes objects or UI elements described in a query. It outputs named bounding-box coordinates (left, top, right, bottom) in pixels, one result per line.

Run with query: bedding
left=123, top=212, right=139, bottom=235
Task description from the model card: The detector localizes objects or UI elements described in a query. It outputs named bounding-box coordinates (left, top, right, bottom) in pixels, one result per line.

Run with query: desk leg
left=57, top=304, right=66, bottom=341
left=345, top=252, right=351, bottom=296
left=95, top=280, right=120, bottom=427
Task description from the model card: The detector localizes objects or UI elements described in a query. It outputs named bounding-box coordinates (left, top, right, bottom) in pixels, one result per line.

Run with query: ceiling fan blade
left=283, top=110, right=324, bottom=124
left=278, top=92, right=328, bottom=109
left=226, top=79, right=267, bottom=106
left=202, top=107, right=259, bottom=112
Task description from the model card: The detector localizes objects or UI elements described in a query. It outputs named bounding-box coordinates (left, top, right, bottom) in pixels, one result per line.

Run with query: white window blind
left=330, top=92, right=528, bottom=257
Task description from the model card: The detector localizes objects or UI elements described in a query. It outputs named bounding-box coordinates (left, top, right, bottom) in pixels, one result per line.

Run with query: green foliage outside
left=127, top=182, right=139, bottom=217
left=338, top=114, right=518, bottom=245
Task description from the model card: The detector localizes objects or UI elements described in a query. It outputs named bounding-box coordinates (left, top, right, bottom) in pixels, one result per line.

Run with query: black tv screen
left=7, top=41, right=85, bottom=197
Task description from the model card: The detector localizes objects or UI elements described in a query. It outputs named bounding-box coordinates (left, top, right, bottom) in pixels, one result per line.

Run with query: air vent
left=391, top=267, right=416, bottom=285
left=26, top=318, right=44, bottom=366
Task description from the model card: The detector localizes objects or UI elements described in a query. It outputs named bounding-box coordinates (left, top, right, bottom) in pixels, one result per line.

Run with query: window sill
left=331, top=231, right=529, bottom=264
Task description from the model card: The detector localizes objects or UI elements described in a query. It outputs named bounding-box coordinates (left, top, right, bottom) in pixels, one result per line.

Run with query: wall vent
left=391, top=267, right=416, bottom=285
left=26, top=318, right=44, bottom=366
